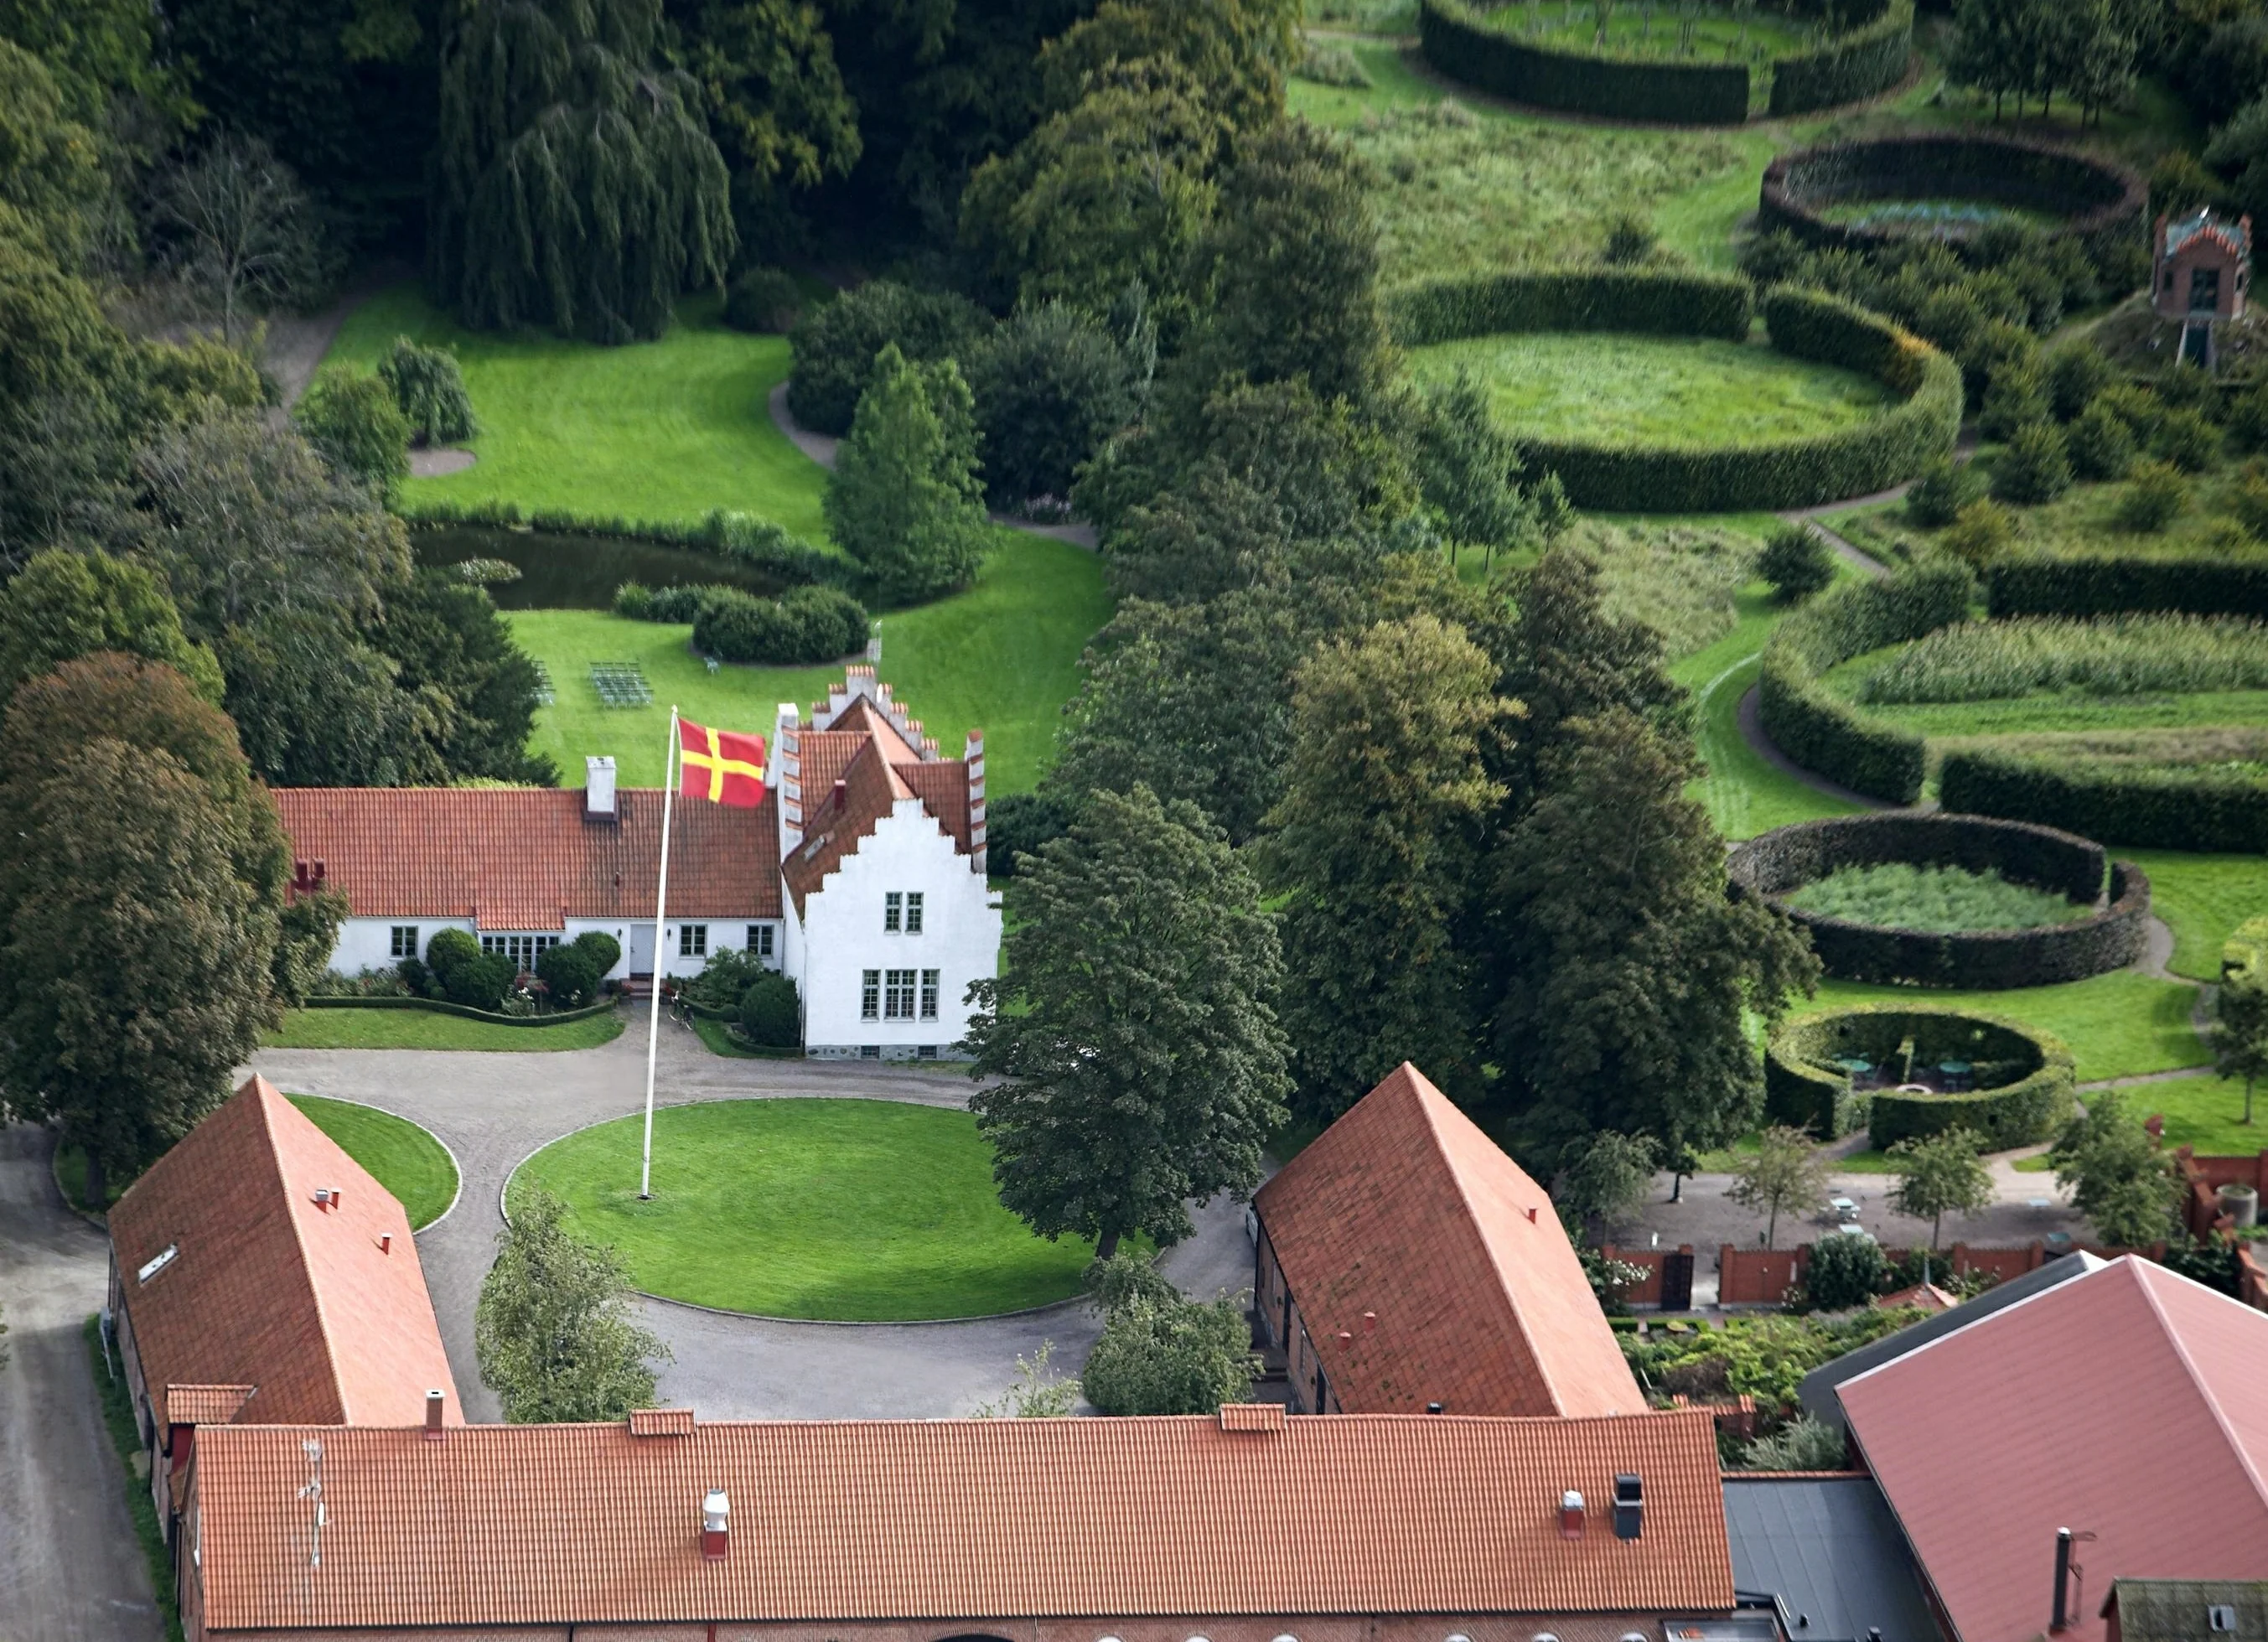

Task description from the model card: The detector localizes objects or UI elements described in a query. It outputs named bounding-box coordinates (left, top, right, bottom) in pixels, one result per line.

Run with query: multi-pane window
left=861, top=970, right=880, bottom=1020
left=480, top=934, right=559, bottom=968
left=390, top=925, right=420, bottom=959
left=920, top=969, right=940, bottom=1020
left=747, top=924, right=774, bottom=958
left=884, top=892, right=902, bottom=932
left=884, top=969, right=918, bottom=1019
left=904, top=892, right=924, bottom=934
left=680, top=924, right=707, bottom=958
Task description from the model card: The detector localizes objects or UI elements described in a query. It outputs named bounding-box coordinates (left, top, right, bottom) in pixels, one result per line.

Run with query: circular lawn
left=289, top=1096, right=459, bottom=1230
left=509, top=1099, right=1097, bottom=1321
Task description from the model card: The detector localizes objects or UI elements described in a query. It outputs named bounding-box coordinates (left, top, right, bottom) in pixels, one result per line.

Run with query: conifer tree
left=431, top=0, right=734, bottom=343
left=825, top=343, right=990, bottom=605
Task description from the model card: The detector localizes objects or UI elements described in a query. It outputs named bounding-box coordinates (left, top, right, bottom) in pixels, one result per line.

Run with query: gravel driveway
left=246, top=1011, right=1256, bottom=1421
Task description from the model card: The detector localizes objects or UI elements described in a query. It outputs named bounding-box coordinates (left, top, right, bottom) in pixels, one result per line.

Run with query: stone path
left=246, top=1013, right=1254, bottom=1422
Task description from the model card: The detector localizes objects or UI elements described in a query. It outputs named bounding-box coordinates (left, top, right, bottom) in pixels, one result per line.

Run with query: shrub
left=1904, top=458, right=1986, bottom=527
left=722, top=266, right=804, bottom=334
left=681, top=946, right=767, bottom=1012
left=2066, top=399, right=2137, bottom=481
left=1741, top=1416, right=1849, bottom=1470
left=1383, top=267, right=1753, bottom=347
left=1767, top=0, right=1915, bottom=117
left=785, top=279, right=993, bottom=437
left=1991, top=420, right=2071, bottom=505
left=1939, top=748, right=2268, bottom=852
left=1761, top=523, right=1837, bottom=602
left=2236, top=464, right=2268, bottom=540
left=1977, top=366, right=2049, bottom=443
left=738, top=971, right=801, bottom=1047
left=536, top=941, right=603, bottom=1007
left=2045, top=342, right=2114, bottom=422
left=426, top=927, right=515, bottom=1009
left=1942, top=499, right=2014, bottom=567
left=1296, top=39, right=1371, bottom=87
left=377, top=336, right=476, bottom=445
left=2116, top=461, right=2189, bottom=532
left=2227, top=382, right=2268, bottom=453
left=1416, top=0, right=1751, bottom=124
left=573, top=930, right=620, bottom=976
left=1804, top=1235, right=1888, bottom=1312
left=2152, top=404, right=2223, bottom=474
left=614, top=581, right=738, bottom=623
left=293, top=369, right=410, bottom=495
left=966, top=302, right=1134, bottom=509
left=694, top=584, right=870, bottom=665
left=1080, top=1291, right=1258, bottom=1416
left=1601, top=212, right=1658, bottom=267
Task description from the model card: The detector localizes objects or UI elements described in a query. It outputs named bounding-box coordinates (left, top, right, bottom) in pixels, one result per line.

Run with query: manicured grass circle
left=288, top=1096, right=459, bottom=1230
left=510, top=1099, right=1097, bottom=1321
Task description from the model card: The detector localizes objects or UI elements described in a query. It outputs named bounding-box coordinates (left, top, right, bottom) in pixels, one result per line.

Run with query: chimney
left=424, top=1391, right=445, bottom=1440
left=2051, top=1527, right=2072, bottom=1631
left=1559, top=1489, right=1586, bottom=1539
left=585, top=757, right=618, bottom=821
left=702, top=1488, right=731, bottom=1560
left=966, top=730, right=987, bottom=873
left=1361, top=1311, right=1377, bottom=1334
left=1613, top=1474, right=1644, bottom=1541
left=331, top=1186, right=343, bottom=1210
left=832, top=779, right=847, bottom=813
left=1525, top=1206, right=1538, bottom=1223
left=1426, top=1401, right=1444, bottom=1414
left=379, top=1232, right=392, bottom=1255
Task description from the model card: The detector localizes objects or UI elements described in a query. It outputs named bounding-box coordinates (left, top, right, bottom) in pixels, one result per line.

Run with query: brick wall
left=1717, top=1246, right=1805, bottom=1305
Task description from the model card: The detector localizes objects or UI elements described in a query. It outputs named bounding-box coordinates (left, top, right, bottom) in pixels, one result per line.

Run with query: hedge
left=1727, top=814, right=2151, bottom=988
left=1986, top=553, right=2268, bottom=619
left=1765, top=1003, right=2074, bottom=1147
left=1938, top=747, right=2268, bottom=852
left=2224, top=914, right=2268, bottom=978
left=1766, top=0, right=1913, bottom=116
left=1759, top=134, right=2148, bottom=267
left=1382, top=267, right=1753, bottom=349
left=1418, top=0, right=1748, bottom=123
left=401, top=501, right=851, bottom=589
left=303, top=995, right=619, bottom=1027
left=1757, top=561, right=1972, bottom=803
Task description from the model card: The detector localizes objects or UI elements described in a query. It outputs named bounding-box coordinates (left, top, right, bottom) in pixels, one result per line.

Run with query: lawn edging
left=303, top=995, right=620, bottom=1027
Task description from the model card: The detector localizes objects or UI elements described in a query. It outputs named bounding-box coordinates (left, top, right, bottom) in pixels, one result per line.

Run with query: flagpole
left=640, top=705, right=679, bottom=1200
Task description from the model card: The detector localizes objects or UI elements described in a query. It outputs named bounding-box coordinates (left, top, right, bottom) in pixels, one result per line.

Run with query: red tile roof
left=108, top=1077, right=461, bottom=1432
left=272, top=786, right=781, bottom=928
left=1256, top=1064, right=1645, bottom=1419
left=1840, top=1256, right=2268, bottom=1642
left=192, top=1410, right=1733, bottom=1632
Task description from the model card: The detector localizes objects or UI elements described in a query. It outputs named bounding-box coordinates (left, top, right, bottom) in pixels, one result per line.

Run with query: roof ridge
left=251, top=1081, right=352, bottom=1425
left=2130, top=1260, right=2268, bottom=1514
left=1833, top=1251, right=2109, bottom=1394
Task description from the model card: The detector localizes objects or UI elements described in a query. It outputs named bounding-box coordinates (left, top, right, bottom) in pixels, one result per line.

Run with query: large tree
left=151, top=133, right=329, bottom=346
left=1266, top=614, right=1509, bottom=1118
left=668, top=0, right=862, bottom=216
left=476, top=1187, right=671, bottom=1422
left=0, top=655, right=291, bottom=1204
left=431, top=0, right=733, bottom=341
left=0, top=546, right=221, bottom=702
left=374, top=570, right=554, bottom=785
left=219, top=609, right=447, bottom=788
left=966, top=784, right=1291, bottom=1259
left=824, top=341, right=989, bottom=605
left=1887, top=1127, right=1994, bottom=1250
left=2050, top=1092, right=2181, bottom=1248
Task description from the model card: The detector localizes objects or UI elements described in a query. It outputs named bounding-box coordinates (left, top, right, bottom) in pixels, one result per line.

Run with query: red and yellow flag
left=678, top=719, right=766, bottom=806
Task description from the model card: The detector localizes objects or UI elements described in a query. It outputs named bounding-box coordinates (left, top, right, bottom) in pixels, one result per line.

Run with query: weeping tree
left=431, top=0, right=735, bottom=343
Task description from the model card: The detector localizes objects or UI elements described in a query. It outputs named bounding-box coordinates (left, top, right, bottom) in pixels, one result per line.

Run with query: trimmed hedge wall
left=1418, top=0, right=1748, bottom=124
left=1766, top=1004, right=2075, bottom=1147
left=1757, top=561, right=1972, bottom=803
left=1938, top=748, right=2268, bottom=852
left=303, top=995, right=620, bottom=1027
left=1768, top=0, right=1913, bottom=116
left=1383, top=267, right=1753, bottom=349
left=1986, top=554, right=2268, bottom=619
left=1727, top=813, right=2151, bottom=988
left=1759, top=133, right=2148, bottom=267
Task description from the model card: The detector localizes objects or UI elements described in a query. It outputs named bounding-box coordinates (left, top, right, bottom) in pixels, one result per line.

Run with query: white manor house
left=275, top=669, right=1002, bottom=1059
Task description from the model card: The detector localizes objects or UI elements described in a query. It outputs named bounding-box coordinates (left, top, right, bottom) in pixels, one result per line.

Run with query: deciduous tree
left=1728, top=1126, right=1831, bottom=1247
left=293, top=368, right=411, bottom=498
left=2214, top=968, right=2268, bottom=1126
left=1887, top=1127, right=1994, bottom=1249
left=0, top=547, right=221, bottom=702
left=2049, top=1091, right=2181, bottom=1248
left=476, top=1187, right=671, bottom=1422
left=152, top=133, right=328, bottom=345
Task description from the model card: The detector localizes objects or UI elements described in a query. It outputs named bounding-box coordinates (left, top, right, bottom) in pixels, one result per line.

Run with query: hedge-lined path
left=1773, top=430, right=1979, bottom=578
left=766, top=381, right=1100, bottom=551
left=244, top=1013, right=1252, bottom=1422
left=1736, top=683, right=1901, bottom=808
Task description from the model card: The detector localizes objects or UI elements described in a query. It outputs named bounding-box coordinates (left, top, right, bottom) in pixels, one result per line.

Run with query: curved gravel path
left=245, top=1013, right=1253, bottom=1422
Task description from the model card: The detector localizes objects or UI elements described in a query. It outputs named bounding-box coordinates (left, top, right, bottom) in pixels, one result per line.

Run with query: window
left=390, top=925, right=420, bottom=959
left=917, top=1044, right=937, bottom=1059
left=480, top=934, right=559, bottom=969
left=747, top=923, right=774, bottom=958
left=905, top=892, right=924, bottom=934
left=884, top=892, right=902, bottom=932
left=2193, top=266, right=2223, bottom=312
left=920, top=969, right=939, bottom=1020
left=861, top=1044, right=881, bottom=1059
left=861, top=970, right=880, bottom=1019
left=680, top=924, right=707, bottom=958
left=884, top=969, right=917, bottom=1019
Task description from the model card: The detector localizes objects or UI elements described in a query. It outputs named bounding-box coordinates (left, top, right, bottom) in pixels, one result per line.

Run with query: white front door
left=628, top=922, right=655, bottom=976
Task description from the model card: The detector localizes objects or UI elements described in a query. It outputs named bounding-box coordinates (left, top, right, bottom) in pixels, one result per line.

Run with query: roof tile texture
left=194, top=1411, right=1733, bottom=1631
left=108, top=1077, right=460, bottom=1431
left=1841, top=1256, right=2268, bottom=1642
left=1256, top=1064, right=1644, bottom=1418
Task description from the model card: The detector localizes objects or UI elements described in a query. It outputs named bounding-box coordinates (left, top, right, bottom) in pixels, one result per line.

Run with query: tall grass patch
left=1784, top=862, right=2089, bottom=932
left=1578, top=519, right=1757, bottom=657
left=1859, top=614, right=2268, bottom=704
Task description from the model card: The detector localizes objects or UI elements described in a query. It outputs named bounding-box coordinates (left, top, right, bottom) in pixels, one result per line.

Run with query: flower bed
left=303, top=995, right=619, bottom=1028
left=1765, top=1002, right=2075, bottom=1146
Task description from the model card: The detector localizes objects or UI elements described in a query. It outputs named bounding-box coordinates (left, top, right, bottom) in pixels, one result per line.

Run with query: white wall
left=323, top=915, right=781, bottom=982
left=329, top=916, right=474, bottom=977
left=798, top=799, right=1001, bottom=1056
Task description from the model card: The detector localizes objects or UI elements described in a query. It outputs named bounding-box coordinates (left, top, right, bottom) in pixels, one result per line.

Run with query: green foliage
left=372, top=569, right=554, bottom=785
left=1739, top=1415, right=1849, bottom=1470
left=2151, top=404, right=2223, bottom=474
left=984, top=790, right=1074, bottom=878
left=1862, top=613, right=2268, bottom=704
left=475, top=1186, right=671, bottom=1422
left=424, top=927, right=513, bottom=1009
left=1411, top=367, right=1530, bottom=554
left=1768, top=1002, right=2076, bottom=1145
left=377, top=336, right=477, bottom=445
left=1977, top=362, right=2049, bottom=443
left=826, top=344, right=988, bottom=607
left=294, top=368, right=411, bottom=496
left=1991, top=419, right=2073, bottom=505
left=219, top=609, right=444, bottom=787
left=970, top=1340, right=1080, bottom=1417
left=152, top=132, right=331, bottom=346
left=966, top=785, right=1291, bottom=1258
left=273, top=887, right=349, bottom=1006
left=1761, top=524, right=1836, bottom=603
left=1939, top=745, right=2268, bottom=853
left=1556, top=1130, right=1659, bottom=1230
left=966, top=301, right=1135, bottom=508
left=1803, top=1233, right=1888, bottom=1311
left=1904, top=458, right=1987, bottom=527
left=2046, top=341, right=2114, bottom=422
left=536, top=940, right=603, bottom=1007
left=1417, top=0, right=1751, bottom=124
left=2118, top=457, right=2191, bottom=534
left=1785, top=862, right=2085, bottom=932
left=786, top=279, right=995, bottom=438
left=692, top=583, right=869, bottom=664
left=1986, top=553, right=2268, bottom=621
left=0, top=546, right=221, bottom=703
left=1038, top=0, right=1296, bottom=135
left=2067, top=399, right=2137, bottom=481
left=678, top=943, right=768, bottom=1011
left=1944, top=495, right=2015, bottom=568
left=676, top=0, right=859, bottom=204
left=2211, top=967, right=2268, bottom=1127
left=432, top=0, right=733, bottom=342
left=1768, top=0, right=1914, bottom=116
left=2048, top=1090, right=2181, bottom=1247
left=1080, top=1283, right=1259, bottom=1417
left=1728, top=1127, right=1832, bottom=1247
left=1887, top=1126, right=1994, bottom=1248
left=738, top=969, right=800, bottom=1047
left=0, top=39, right=106, bottom=266
left=1624, top=1308, right=1917, bottom=1417
left=1385, top=267, right=1753, bottom=349
left=722, top=266, right=803, bottom=334
left=1296, top=39, right=1372, bottom=88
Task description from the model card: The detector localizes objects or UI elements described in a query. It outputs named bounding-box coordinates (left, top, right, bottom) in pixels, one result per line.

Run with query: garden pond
left=413, top=524, right=783, bottom=610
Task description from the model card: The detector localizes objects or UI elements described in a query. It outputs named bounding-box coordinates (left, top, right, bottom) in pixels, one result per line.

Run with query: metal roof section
left=1723, top=1475, right=1939, bottom=1642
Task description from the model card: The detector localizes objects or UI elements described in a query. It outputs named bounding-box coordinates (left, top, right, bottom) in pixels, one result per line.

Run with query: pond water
left=413, top=524, right=784, bottom=610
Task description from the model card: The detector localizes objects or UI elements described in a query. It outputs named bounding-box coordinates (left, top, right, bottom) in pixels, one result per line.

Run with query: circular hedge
left=1383, top=269, right=1960, bottom=511
left=1418, top=0, right=1913, bottom=125
left=1728, top=812, right=2151, bottom=988
left=1765, top=1003, right=2075, bottom=1147
left=1759, top=135, right=2147, bottom=265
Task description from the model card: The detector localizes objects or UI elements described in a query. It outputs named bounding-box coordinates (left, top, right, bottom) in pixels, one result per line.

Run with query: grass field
left=1797, top=971, right=2206, bottom=1084
left=510, top=530, right=1107, bottom=795
left=321, top=285, right=830, bottom=541
left=260, top=1006, right=625, bottom=1051
left=1484, top=5, right=1807, bottom=57
left=511, top=1099, right=1099, bottom=1319
left=287, top=1096, right=459, bottom=1228
left=2110, top=1072, right=2268, bottom=1154
left=2128, top=852, right=2268, bottom=982
left=1409, top=334, right=1893, bottom=447
left=1786, top=862, right=2087, bottom=932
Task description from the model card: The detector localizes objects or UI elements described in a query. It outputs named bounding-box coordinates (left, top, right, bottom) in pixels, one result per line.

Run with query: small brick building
left=2153, top=208, right=2252, bottom=365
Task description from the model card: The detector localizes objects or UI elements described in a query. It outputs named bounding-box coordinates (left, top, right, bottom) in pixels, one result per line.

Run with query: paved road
left=0, top=1125, right=163, bottom=1642
left=247, top=1011, right=1257, bottom=1422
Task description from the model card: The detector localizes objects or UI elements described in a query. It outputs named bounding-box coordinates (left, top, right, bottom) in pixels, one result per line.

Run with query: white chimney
left=585, top=756, right=618, bottom=821
left=701, top=1488, right=731, bottom=1560
left=424, top=1390, right=445, bottom=1440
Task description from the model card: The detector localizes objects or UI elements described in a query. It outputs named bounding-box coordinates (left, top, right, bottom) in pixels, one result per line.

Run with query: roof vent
left=1613, top=1473, right=1643, bottom=1541
left=2212, top=1608, right=2238, bottom=1634
left=586, top=757, right=618, bottom=821
left=702, top=1489, right=731, bottom=1560
left=1426, top=1401, right=1444, bottom=1414
left=137, top=1244, right=179, bottom=1284
left=1559, top=1489, right=1585, bottom=1539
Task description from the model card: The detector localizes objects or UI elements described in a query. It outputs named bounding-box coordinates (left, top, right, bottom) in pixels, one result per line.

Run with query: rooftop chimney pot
left=379, top=1232, right=392, bottom=1254
left=1525, top=1205, right=1538, bottom=1223
left=1613, top=1473, right=1644, bottom=1541
left=1426, top=1401, right=1444, bottom=1414
left=1361, top=1311, right=1377, bottom=1334
left=702, top=1488, right=731, bottom=1560
left=1559, top=1489, right=1585, bottom=1540
left=424, top=1390, right=444, bottom=1440
left=585, top=757, right=619, bottom=821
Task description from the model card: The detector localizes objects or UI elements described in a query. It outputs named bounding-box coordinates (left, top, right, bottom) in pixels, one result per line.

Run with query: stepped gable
left=107, top=1075, right=459, bottom=1429
left=272, top=785, right=781, bottom=928
left=1256, top=1063, right=1644, bottom=1417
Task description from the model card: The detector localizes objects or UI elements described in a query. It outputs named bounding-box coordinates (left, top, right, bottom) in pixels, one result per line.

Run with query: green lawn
left=287, top=1096, right=459, bottom=1229
left=2110, top=1072, right=2268, bottom=1155
left=321, top=285, right=831, bottom=541
left=260, top=1006, right=626, bottom=1051
left=2128, top=852, right=2268, bottom=982
left=510, top=530, right=1108, bottom=795
left=511, top=1098, right=1099, bottom=1319
left=1786, top=861, right=2087, bottom=932
left=1407, top=334, right=1893, bottom=448
left=1798, top=971, right=2207, bottom=1084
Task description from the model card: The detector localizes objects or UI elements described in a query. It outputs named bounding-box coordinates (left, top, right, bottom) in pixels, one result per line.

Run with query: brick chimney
left=1559, top=1489, right=1586, bottom=1539
left=585, top=756, right=618, bottom=822
left=702, top=1488, right=731, bottom=1560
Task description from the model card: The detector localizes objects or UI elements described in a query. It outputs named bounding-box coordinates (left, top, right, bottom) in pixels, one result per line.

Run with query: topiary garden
left=1764, top=1002, right=2076, bottom=1147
